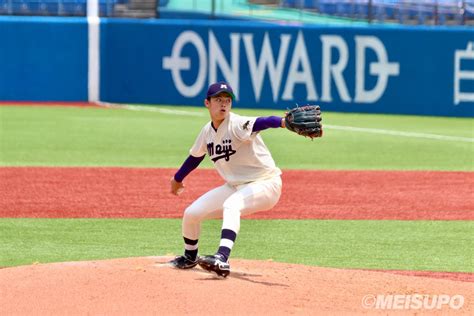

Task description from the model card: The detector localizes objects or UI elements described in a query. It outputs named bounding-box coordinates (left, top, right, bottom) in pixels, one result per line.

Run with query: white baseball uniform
left=182, top=112, right=282, bottom=241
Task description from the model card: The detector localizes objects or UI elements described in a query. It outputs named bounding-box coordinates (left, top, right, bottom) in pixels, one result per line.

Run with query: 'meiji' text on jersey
left=190, top=113, right=281, bottom=186
left=207, top=139, right=236, bottom=162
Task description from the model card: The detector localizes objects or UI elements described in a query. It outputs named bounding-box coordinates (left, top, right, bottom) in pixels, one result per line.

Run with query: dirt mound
left=0, top=257, right=471, bottom=315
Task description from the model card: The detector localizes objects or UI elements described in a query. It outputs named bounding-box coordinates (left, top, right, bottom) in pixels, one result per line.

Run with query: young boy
left=169, top=81, right=285, bottom=277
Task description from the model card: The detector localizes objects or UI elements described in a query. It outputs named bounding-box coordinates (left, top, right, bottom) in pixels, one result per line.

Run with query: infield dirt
left=1, top=167, right=473, bottom=220
left=1, top=167, right=473, bottom=314
left=0, top=257, right=472, bottom=315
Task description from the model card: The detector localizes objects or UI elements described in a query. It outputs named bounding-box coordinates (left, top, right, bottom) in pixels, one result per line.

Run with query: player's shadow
left=156, top=261, right=288, bottom=287
left=197, top=270, right=289, bottom=287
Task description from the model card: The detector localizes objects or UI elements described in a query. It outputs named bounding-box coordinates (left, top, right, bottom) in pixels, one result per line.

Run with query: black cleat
left=198, top=254, right=230, bottom=278
left=169, top=255, right=198, bottom=269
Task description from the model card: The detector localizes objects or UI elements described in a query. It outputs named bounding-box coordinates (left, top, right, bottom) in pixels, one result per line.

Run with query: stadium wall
left=0, top=16, right=473, bottom=117
left=0, top=17, right=88, bottom=102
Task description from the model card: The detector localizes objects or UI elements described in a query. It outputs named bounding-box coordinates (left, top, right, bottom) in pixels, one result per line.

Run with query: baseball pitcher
left=169, top=81, right=322, bottom=277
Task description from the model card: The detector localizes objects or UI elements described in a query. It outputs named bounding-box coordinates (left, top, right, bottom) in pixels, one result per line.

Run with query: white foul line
left=98, top=102, right=205, bottom=117
left=98, top=103, right=473, bottom=143
left=325, top=124, right=474, bottom=143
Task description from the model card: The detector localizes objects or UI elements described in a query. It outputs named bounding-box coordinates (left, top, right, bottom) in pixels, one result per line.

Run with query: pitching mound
left=0, top=257, right=471, bottom=315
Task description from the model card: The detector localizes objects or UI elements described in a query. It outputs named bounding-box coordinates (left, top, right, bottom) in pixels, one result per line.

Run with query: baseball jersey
left=190, top=112, right=282, bottom=186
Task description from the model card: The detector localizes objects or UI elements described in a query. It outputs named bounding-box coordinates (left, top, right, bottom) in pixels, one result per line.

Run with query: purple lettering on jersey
left=208, top=139, right=236, bottom=163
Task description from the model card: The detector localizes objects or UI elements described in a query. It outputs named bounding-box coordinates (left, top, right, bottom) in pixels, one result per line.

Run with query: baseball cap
left=206, top=81, right=235, bottom=100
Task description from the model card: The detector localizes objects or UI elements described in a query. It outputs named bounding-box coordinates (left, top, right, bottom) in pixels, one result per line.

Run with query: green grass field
left=0, top=104, right=473, bottom=272
left=1, top=105, right=472, bottom=170
left=1, top=219, right=472, bottom=272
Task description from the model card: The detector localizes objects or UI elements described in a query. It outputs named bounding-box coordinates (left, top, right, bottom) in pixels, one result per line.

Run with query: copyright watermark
left=362, top=294, right=464, bottom=310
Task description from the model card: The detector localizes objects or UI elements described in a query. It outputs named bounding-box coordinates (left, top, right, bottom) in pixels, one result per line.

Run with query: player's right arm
left=170, top=154, right=205, bottom=195
left=170, top=125, right=208, bottom=196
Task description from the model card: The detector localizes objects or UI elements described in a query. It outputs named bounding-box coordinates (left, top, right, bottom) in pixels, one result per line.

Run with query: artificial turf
left=1, top=104, right=472, bottom=271
left=1, top=218, right=472, bottom=272
left=1, top=105, right=472, bottom=170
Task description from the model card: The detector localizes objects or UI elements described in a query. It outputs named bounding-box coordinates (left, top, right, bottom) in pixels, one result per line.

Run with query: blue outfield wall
left=0, top=17, right=88, bottom=102
left=101, top=19, right=473, bottom=117
left=0, top=17, right=472, bottom=116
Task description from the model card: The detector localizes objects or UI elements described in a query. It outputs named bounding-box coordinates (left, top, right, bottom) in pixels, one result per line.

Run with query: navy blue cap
left=206, top=81, right=235, bottom=100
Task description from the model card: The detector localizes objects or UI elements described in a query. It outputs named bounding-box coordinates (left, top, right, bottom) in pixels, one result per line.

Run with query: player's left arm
left=233, top=115, right=284, bottom=141
left=252, top=116, right=285, bottom=132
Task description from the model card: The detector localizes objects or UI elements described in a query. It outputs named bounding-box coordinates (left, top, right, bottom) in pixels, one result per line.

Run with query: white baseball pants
left=182, top=175, right=282, bottom=240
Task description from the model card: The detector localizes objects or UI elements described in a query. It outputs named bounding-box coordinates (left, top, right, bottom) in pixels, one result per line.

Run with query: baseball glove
left=284, top=105, right=323, bottom=139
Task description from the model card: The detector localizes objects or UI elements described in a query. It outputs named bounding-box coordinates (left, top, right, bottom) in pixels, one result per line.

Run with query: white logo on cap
left=221, top=84, right=227, bottom=89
